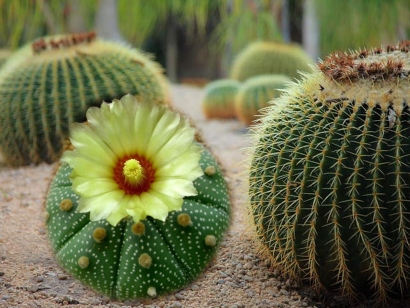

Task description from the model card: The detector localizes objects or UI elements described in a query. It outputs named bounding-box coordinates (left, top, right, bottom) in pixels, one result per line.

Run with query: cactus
left=235, top=74, right=291, bottom=126
left=201, top=79, right=241, bottom=119
left=0, top=49, right=11, bottom=68
left=45, top=94, right=231, bottom=299
left=248, top=41, right=410, bottom=306
left=230, top=41, right=314, bottom=82
left=0, top=32, right=170, bottom=167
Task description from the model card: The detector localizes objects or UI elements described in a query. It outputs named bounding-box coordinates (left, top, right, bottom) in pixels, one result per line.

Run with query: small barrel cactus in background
left=46, top=94, right=230, bottom=299
left=229, top=41, right=314, bottom=82
left=248, top=41, right=410, bottom=306
left=0, top=49, right=11, bottom=68
left=235, top=74, right=291, bottom=126
left=201, top=79, right=241, bottom=119
left=0, top=32, right=170, bottom=167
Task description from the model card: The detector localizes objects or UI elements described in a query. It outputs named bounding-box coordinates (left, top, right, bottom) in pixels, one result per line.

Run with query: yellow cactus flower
left=62, top=94, right=203, bottom=226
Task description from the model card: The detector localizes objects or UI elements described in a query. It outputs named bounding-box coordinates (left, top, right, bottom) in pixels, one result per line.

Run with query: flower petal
left=155, top=147, right=203, bottom=179
left=106, top=194, right=131, bottom=225
left=61, top=153, right=113, bottom=178
left=140, top=192, right=170, bottom=222
left=72, top=177, right=118, bottom=197
left=151, top=179, right=198, bottom=198
left=77, top=190, right=125, bottom=221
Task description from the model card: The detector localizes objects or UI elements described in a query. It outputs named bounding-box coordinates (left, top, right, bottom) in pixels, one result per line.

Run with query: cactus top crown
left=303, top=41, right=410, bottom=116
left=31, top=31, right=96, bottom=54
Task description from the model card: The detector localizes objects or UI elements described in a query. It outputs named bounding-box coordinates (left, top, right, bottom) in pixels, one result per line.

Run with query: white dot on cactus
left=59, top=198, right=73, bottom=211
left=78, top=256, right=90, bottom=269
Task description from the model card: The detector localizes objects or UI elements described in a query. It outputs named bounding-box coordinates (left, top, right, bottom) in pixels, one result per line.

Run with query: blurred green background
left=0, top=0, right=408, bottom=83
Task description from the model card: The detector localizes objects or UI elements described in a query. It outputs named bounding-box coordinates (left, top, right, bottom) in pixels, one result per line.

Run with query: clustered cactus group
left=2, top=29, right=410, bottom=307
left=202, top=41, right=313, bottom=126
left=248, top=41, right=410, bottom=306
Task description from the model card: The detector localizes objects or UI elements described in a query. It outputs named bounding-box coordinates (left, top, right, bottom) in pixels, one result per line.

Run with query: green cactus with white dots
left=46, top=145, right=230, bottom=299
left=0, top=32, right=169, bottom=167
left=202, top=79, right=241, bottom=119
left=248, top=41, right=410, bottom=306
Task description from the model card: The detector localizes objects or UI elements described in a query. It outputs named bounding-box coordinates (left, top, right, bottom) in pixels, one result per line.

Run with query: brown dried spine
left=31, top=32, right=96, bottom=53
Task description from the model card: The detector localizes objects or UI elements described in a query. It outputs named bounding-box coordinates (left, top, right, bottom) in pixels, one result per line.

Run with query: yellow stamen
left=123, top=159, right=144, bottom=185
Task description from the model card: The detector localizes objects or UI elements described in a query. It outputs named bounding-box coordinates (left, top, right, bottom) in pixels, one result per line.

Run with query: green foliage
left=0, top=49, right=10, bottom=68
left=314, top=0, right=410, bottom=56
left=202, top=79, right=241, bottom=119
left=230, top=42, right=314, bottom=82
left=46, top=146, right=230, bottom=299
left=0, top=33, right=169, bottom=167
left=235, top=74, right=291, bottom=126
left=248, top=42, right=410, bottom=306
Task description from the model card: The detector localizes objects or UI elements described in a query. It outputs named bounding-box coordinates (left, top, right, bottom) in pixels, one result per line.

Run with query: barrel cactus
left=202, top=79, right=241, bottom=119
left=45, top=94, right=230, bottom=299
left=0, top=49, right=11, bottom=68
left=0, top=32, right=170, bottom=167
left=248, top=41, right=410, bottom=306
left=230, top=41, right=314, bottom=82
left=235, top=74, right=291, bottom=126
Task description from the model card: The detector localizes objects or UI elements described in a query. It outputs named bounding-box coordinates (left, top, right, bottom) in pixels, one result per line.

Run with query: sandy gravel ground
left=0, top=85, right=407, bottom=308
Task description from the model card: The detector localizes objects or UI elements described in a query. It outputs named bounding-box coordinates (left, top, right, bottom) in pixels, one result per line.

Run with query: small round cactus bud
left=59, top=199, right=73, bottom=212
left=92, top=227, right=107, bottom=243
left=78, top=256, right=90, bottom=269
left=131, top=222, right=145, bottom=236
left=147, top=286, right=157, bottom=298
left=138, top=253, right=152, bottom=269
left=205, top=235, right=217, bottom=247
left=204, top=165, right=216, bottom=176
left=177, top=213, right=192, bottom=227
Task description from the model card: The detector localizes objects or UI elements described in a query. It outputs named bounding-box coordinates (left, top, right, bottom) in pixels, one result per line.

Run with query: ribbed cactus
left=248, top=41, right=410, bottom=306
left=230, top=41, right=314, bottom=82
left=45, top=94, right=230, bottom=299
left=0, top=49, right=11, bottom=68
left=0, top=32, right=170, bottom=166
left=235, top=74, right=291, bottom=126
left=46, top=146, right=230, bottom=299
left=202, top=79, right=241, bottom=119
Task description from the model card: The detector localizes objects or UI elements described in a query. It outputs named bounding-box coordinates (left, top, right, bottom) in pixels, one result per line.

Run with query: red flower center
left=113, top=154, right=155, bottom=195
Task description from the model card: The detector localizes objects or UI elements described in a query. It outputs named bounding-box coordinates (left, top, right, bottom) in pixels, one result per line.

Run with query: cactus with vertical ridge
left=230, top=41, right=314, bottom=82
left=235, top=74, right=291, bottom=126
left=0, top=32, right=170, bottom=166
left=46, top=145, right=230, bottom=299
left=248, top=41, right=410, bottom=306
left=202, top=79, right=241, bottom=119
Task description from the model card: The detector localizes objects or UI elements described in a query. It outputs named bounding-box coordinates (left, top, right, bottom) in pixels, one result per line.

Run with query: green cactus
left=248, top=41, right=410, bottom=306
left=46, top=145, right=230, bottom=299
left=0, top=49, right=11, bottom=68
left=201, top=79, right=241, bottom=119
left=235, top=74, right=291, bottom=126
left=0, top=32, right=170, bottom=167
left=230, top=41, right=314, bottom=82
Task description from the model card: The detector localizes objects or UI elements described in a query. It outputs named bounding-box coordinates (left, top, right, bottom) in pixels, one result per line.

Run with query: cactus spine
left=0, top=32, right=169, bottom=166
left=248, top=41, right=410, bottom=306
left=235, top=74, right=291, bottom=126
left=46, top=145, right=230, bottom=299
left=230, top=41, right=314, bottom=82
left=202, top=79, right=241, bottom=119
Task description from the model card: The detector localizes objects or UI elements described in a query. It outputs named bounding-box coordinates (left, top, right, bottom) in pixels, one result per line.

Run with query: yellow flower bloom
left=62, top=94, right=203, bottom=226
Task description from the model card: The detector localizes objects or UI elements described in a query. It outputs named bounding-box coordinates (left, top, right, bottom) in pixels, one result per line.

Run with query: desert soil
left=0, top=85, right=406, bottom=308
